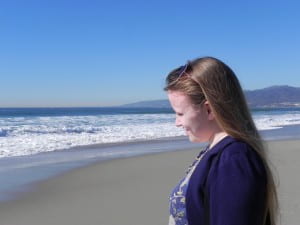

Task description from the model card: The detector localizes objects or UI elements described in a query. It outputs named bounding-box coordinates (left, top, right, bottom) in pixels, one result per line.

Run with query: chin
left=188, top=135, right=203, bottom=143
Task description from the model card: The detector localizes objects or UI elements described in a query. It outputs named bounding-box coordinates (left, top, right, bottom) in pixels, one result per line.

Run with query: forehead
left=167, top=91, right=192, bottom=110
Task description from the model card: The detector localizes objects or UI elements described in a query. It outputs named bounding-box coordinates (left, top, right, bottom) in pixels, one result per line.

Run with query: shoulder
left=208, top=137, right=267, bottom=182
left=208, top=136, right=261, bottom=163
left=218, top=140, right=257, bottom=166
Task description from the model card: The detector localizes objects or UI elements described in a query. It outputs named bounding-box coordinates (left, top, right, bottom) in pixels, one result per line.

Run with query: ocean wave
left=1, top=111, right=300, bottom=158
left=253, top=112, right=300, bottom=130
left=0, top=129, right=8, bottom=137
left=0, top=123, right=184, bottom=158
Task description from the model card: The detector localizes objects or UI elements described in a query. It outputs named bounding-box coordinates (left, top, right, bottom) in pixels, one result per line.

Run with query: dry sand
left=0, top=140, right=299, bottom=225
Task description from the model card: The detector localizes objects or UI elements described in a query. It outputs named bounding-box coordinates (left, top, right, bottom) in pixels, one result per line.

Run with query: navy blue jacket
left=186, top=136, right=268, bottom=225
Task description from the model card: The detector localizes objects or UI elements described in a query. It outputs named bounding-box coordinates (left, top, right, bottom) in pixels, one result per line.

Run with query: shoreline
left=1, top=124, right=300, bottom=203
left=0, top=136, right=204, bottom=202
left=0, top=139, right=299, bottom=224
left=2, top=123, right=300, bottom=160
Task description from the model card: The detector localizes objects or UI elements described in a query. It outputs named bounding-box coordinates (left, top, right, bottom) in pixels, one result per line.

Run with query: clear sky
left=1, top=0, right=299, bottom=107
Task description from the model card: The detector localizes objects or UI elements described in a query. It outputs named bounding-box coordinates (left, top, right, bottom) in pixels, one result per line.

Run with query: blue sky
left=1, top=0, right=299, bottom=107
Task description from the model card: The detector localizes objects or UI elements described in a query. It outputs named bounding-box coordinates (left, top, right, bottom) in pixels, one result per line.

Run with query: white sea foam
left=1, top=111, right=300, bottom=158
left=0, top=114, right=183, bottom=158
left=253, top=111, right=300, bottom=130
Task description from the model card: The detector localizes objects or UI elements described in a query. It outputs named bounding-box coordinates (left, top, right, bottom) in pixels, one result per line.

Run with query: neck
left=208, top=131, right=228, bottom=149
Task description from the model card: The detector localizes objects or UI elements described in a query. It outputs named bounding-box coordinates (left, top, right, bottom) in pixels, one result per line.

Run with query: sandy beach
left=0, top=139, right=299, bottom=225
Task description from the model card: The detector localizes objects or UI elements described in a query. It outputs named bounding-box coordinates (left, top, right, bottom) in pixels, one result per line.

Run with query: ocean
left=0, top=107, right=300, bottom=201
left=1, top=107, right=300, bottom=158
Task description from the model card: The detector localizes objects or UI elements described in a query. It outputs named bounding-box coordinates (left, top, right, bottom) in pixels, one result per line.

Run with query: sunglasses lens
left=178, top=64, right=187, bottom=77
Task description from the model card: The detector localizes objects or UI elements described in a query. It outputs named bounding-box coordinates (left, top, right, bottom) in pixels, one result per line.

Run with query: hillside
left=245, top=85, right=300, bottom=107
left=121, top=85, right=300, bottom=108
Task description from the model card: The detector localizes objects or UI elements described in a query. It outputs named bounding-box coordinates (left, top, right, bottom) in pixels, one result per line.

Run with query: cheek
left=191, top=120, right=202, bottom=132
left=189, top=113, right=207, bottom=132
left=186, top=114, right=200, bottom=129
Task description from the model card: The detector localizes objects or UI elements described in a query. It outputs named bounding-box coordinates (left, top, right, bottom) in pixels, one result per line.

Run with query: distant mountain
left=121, top=100, right=171, bottom=108
left=245, top=85, right=300, bottom=107
left=120, top=85, right=300, bottom=108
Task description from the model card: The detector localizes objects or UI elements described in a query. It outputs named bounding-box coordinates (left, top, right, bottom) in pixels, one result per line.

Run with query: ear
left=203, top=101, right=215, bottom=120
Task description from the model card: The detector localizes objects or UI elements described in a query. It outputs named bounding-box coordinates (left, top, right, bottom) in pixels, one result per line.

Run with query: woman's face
left=168, top=90, right=216, bottom=143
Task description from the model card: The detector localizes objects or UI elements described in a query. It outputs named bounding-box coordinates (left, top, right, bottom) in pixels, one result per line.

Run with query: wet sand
left=0, top=140, right=299, bottom=225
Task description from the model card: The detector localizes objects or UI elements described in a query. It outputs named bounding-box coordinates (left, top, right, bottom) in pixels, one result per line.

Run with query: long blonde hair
left=165, top=56, right=278, bottom=225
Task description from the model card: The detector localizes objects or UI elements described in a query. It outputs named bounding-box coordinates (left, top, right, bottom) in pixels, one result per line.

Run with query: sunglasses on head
left=171, top=63, right=191, bottom=85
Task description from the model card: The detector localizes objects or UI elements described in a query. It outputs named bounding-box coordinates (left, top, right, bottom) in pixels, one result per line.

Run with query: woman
left=165, top=57, right=278, bottom=225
